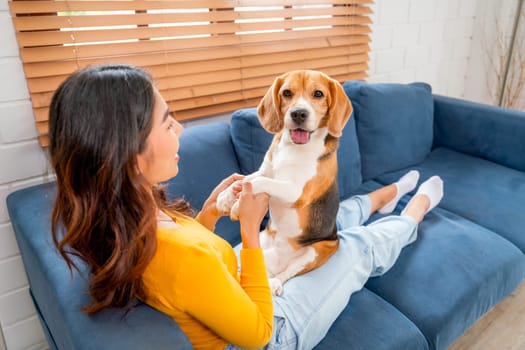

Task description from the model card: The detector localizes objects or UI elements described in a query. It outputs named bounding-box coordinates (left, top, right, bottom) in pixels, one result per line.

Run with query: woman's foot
left=401, top=176, right=444, bottom=223
left=378, top=170, right=420, bottom=214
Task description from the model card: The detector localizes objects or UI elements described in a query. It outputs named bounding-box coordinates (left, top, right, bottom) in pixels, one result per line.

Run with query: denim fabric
left=229, top=195, right=418, bottom=350
left=344, top=81, right=433, bottom=181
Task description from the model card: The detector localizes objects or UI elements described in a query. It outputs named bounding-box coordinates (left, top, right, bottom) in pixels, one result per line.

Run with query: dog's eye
left=282, top=89, right=292, bottom=98
left=313, top=90, right=324, bottom=98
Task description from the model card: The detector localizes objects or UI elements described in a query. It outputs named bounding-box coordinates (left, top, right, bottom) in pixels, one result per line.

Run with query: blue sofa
left=7, top=82, right=525, bottom=350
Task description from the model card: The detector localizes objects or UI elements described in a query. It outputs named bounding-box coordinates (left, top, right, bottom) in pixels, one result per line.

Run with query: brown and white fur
left=217, top=70, right=353, bottom=295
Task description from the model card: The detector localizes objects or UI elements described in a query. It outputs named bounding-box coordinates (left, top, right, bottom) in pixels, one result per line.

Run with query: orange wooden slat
left=16, top=16, right=371, bottom=46
left=10, top=0, right=374, bottom=15
left=12, top=6, right=372, bottom=30
left=19, top=27, right=370, bottom=63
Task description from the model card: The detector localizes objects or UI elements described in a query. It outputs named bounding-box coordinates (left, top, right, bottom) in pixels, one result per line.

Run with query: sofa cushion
left=344, top=81, right=433, bottom=181
left=352, top=181, right=525, bottom=350
left=370, top=209, right=524, bottom=350
left=230, top=108, right=362, bottom=200
left=7, top=183, right=193, bottom=350
left=375, top=147, right=525, bottom=253
left=315, top=287, right=429, bottom=350
left=229, top=108, right=273, bottom=175
left=165, top=122, right=242, bottom=245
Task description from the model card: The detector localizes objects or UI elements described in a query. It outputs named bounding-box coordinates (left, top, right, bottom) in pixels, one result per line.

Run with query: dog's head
left=257, top=70, right=353, bottom=144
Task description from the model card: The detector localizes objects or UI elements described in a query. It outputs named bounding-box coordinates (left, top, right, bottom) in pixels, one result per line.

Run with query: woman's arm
left=188, top=177, right=272, bottom=347
left=236, top=181, right=269, bottom=249
left=178, top=244, right=273, bottom=348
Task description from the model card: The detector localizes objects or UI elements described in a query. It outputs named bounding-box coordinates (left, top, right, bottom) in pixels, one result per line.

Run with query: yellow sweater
left=142, top=212, right=273, bottom=350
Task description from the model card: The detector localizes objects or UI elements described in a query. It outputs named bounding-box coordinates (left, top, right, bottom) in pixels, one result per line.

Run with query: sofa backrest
left=433, top=94, right=525, bottom=173
left=343, top=81, right=434, bottom=181
left=229, top=107, right=363, bottom=201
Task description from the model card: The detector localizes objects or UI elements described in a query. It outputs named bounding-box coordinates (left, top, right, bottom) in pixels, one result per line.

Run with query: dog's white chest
left=271, top=131, right=326, bottom=187
left=261, top=129, right=328, bottom=239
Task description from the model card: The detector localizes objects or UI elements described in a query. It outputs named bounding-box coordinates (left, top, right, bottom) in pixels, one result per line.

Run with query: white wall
left=464, top=0, right=524, bottom=108
left=0, top=0, right=54, bottom=349
left=367, top=0, right=478, bottom=97
left=0, top=1, right=508, bottom=349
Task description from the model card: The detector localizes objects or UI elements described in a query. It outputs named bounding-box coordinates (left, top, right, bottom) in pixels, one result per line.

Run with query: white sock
left=402, top=175, right=444, bottom=215
left=378, top=170, right=420, bottom=214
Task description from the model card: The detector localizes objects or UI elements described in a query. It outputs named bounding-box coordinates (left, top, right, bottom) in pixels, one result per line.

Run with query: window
left=9, top=0, right=373, bottom=147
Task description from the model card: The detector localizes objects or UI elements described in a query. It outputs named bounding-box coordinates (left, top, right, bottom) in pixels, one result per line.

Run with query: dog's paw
left=269, top=278, right=283, bottom=296
left=230, top=201, right=240, bottom=221
left=216, top=186, right=237, bottom=216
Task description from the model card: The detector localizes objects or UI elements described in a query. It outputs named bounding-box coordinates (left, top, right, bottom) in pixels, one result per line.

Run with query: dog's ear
left=327, top=77, right=353, bottom=138
left=257, top=74, right=285, bottom=133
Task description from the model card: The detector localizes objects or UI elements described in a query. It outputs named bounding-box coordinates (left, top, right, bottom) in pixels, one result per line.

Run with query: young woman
left=49, top=64, right=443, bottom=350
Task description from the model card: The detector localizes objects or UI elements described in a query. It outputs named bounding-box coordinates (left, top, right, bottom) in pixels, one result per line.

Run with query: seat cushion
left=375, top=147, right=525, bottom=253
left=352, top=180, right=525, bottom=350
left=230, top=107, right=362, bottom=199
left=315, top=287, right=429, bottom=350
left=344, top=81, right=434, bottom=181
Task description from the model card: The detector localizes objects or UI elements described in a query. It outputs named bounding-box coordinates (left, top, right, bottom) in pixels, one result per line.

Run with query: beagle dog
left=217, top=70, right=353, bottom=295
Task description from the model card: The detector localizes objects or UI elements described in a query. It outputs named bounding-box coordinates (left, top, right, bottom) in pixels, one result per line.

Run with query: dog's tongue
left=290, top=129, right=310, bottom=144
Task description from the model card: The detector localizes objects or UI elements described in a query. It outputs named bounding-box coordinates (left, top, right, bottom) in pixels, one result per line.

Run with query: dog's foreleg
left=219, top=147, right=277, bottom=218
left=228, top=176, right=299, bottom=220
left=250, top=177, right=302, bottom=203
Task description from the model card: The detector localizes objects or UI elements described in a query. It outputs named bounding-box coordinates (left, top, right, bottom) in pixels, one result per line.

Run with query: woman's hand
left=237, top=181, right=269, bottom=249
left=197, top=173, right=244, bottom=230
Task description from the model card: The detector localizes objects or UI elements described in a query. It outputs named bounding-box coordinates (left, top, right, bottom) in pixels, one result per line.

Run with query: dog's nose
left=290, top=108, right=309, bottom=124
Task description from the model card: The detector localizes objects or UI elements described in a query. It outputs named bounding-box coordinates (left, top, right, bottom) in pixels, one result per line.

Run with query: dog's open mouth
left=290, top=128, right=312, bottom=144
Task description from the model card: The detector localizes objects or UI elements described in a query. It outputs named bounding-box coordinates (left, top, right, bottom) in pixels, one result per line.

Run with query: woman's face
left=137, top=89, right=183, bottom=185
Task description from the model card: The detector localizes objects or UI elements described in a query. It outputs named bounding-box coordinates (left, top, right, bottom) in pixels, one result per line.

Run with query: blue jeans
left=227, top=195, right=418, bottom=350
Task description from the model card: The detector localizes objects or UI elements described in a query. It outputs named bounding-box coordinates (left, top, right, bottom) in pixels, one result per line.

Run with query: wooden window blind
left=9, top=0, right=373, bottom=147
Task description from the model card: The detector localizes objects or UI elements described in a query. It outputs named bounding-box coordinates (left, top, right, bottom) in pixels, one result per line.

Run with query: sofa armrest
left=433, top=94, right=525, bottom=172
left=7, top=183, right=193, bottom=350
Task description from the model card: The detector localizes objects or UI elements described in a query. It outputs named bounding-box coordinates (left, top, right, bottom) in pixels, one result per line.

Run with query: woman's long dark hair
left=49, top=64, right=192, bottom=314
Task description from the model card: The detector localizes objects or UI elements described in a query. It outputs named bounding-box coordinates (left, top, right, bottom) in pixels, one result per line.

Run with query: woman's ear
left=257, top=74, right=285, bottom=134
left=327, top=78, right=353, bottom=138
